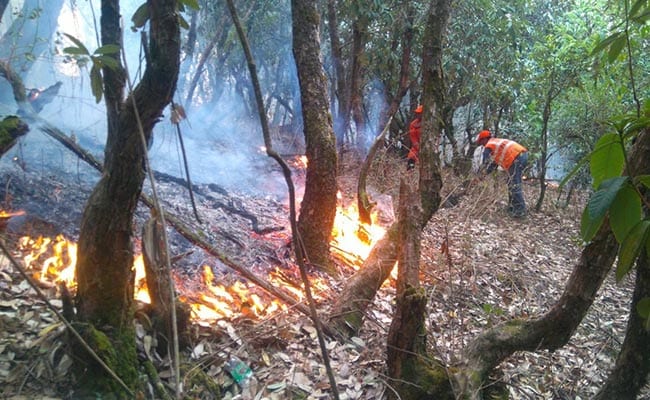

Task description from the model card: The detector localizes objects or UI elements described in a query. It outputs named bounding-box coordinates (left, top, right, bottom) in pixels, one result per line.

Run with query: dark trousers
left=507, top=152, right=528, bottom=215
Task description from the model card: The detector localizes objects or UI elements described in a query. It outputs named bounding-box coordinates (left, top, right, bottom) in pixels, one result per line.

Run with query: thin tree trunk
left=349, top=19, right=367, bottom=150
left=535, top=92, right=552, bottom=211
left=327, top=0, right=348, bottom=146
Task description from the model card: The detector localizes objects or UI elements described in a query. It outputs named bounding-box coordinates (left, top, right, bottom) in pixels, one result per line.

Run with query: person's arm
left=480, top=147, right=497, bottom=175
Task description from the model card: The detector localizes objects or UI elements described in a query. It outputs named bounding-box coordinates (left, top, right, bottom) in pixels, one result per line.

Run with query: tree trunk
left=326, top=0, right=347, bottom=146
left=73, top=0, right=180, bottom=396
left=594, top=252, right=650, bottom=399
left=349, top=19, right=367, bottom=150
left=535, top=91, right=552, bottom=211
left=292, top=0, right=338, bottom=275
left=378, top=3, right=414, bottom=141
left=386, top=179, right=454, bottom=400
left=0, top=116, right=28, bottom=157
left=0, top=0, right=8, bottom=20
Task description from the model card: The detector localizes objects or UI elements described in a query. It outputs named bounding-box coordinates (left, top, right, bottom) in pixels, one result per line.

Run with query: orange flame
left=330, top=202, right=385, bottom=269
left=0, top=209, right=25, bottom=218
left=13, top=199, right=386, bottom=323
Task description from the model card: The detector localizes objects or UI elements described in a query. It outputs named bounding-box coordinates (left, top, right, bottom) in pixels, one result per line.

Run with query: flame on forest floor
left=330, top=200, right=386, bottom=269
left=11, top=200, right=385, bottom=323
left=0, top=209, right=25, bottom=218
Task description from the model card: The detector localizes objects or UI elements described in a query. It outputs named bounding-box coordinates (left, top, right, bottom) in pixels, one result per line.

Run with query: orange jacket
left=483, top=138, right=527, bottom=170
left=407, top=117, right=421, bottom=161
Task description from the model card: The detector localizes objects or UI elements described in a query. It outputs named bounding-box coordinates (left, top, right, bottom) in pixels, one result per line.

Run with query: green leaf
left=90, top=64, right=103, bottom=104
left=635, top=175, right=650, bottom=188
left=94, top=44, right=120, bottom=56
left=609, top=183, right=642, bottom=243
left=591, top=31, right=623, bottom=56
left=607, top=36, right=627, bottom=63
left=94, top=55, right=120, bottom=70
left=588, top=177, right=628, bottom=222
left=178, top=14, right=190, bottom=30
left=558, top=151, right=590, bottom=190
left=590, top=133, right=625, bottom=189
left=180, top=0, right=200, bottom=10
left=63, top=33, right=90, bottom=55
left=63, top=46, right=89, bottom=56
left=616, top=220, right=650, bottom=282
left=637, top=297, right=650, bottom=319
left=580, top=206, right=605, bottom=243
left=131, top=3, right=150, bottom=30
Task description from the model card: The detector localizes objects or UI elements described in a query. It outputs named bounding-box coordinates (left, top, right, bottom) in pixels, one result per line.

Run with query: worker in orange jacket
left=406, top=105, right=423, bottom=170
left=476, top=130, right=528, bottom=217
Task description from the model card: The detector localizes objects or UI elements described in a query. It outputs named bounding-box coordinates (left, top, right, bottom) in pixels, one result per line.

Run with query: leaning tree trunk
left=293, top=0, right=338, bottom=275
left=328, top=223, right=399, bottom=336
left=73, top=0, right=180, bottom=396
left=455, top=126, right=650, bottom=399
left=594, top=251, right=650, bottom=399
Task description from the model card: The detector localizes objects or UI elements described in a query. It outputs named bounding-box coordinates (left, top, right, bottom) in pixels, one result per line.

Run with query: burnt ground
left=0, top=134, right=644, bottom=399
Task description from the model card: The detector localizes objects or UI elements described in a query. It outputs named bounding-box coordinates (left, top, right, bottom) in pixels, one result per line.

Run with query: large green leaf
left=63, top=33, right=90, bottom=56
left=616, top=220, right=650, bottom=282
left=90, top=65, right=103, bottom=104
left=590, top=133, right=625, bottom=189
left=607, top=36, right=626, bottom=63
left=131, top=3, right=149, bottom=30
left=588, top=177, right=628, bottom=222
left=580, top=206, right=605, bottom=243
left=94, top=44, right=120, bottom=56
left=609, top=183, right=642, bottom=243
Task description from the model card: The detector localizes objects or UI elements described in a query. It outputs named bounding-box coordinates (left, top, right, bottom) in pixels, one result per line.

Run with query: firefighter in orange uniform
left=406, top=105, right=423, bottom=170
left=476, top=130, right=528, bottom=217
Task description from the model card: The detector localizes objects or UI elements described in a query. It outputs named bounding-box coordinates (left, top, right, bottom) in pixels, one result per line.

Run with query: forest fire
left=10, top=201, right=383, bottom=322
left=330, top=202, right=386, bottom=269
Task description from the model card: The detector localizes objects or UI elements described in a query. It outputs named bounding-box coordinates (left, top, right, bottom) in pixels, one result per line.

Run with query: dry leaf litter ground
left=0, top=148, right=642, bottom=400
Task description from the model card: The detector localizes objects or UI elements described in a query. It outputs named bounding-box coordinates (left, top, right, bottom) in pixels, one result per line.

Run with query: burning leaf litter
left=0, top=154, right=642, bottom=399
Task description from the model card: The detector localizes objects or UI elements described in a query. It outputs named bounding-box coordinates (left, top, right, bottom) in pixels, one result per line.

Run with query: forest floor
left=0, top=144, right=642, bottom=400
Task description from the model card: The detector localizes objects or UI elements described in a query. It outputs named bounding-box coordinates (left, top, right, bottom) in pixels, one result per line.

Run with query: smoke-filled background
left=0, top=0, right=301, bottom=200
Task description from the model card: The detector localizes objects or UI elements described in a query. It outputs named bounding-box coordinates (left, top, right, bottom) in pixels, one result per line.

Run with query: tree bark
left=328, top=222, right=398, bottom=336
left=386, top=180, right=454, bottom=400
left=73, top=0, right=180, bottom=395
left=326, top=0, right=347, bottom=146
left=0, top=116, right=28, bottom=157
left=293, top=0, right=339, bottom=275
left=349, top=19, right=367, bottom=150
left=594, top=252, right=650, bottom=399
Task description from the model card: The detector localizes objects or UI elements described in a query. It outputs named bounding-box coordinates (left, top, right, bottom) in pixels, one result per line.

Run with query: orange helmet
left=415, top=105, right=423, bottom=113
left=476, top=130, right=491, bottom=143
